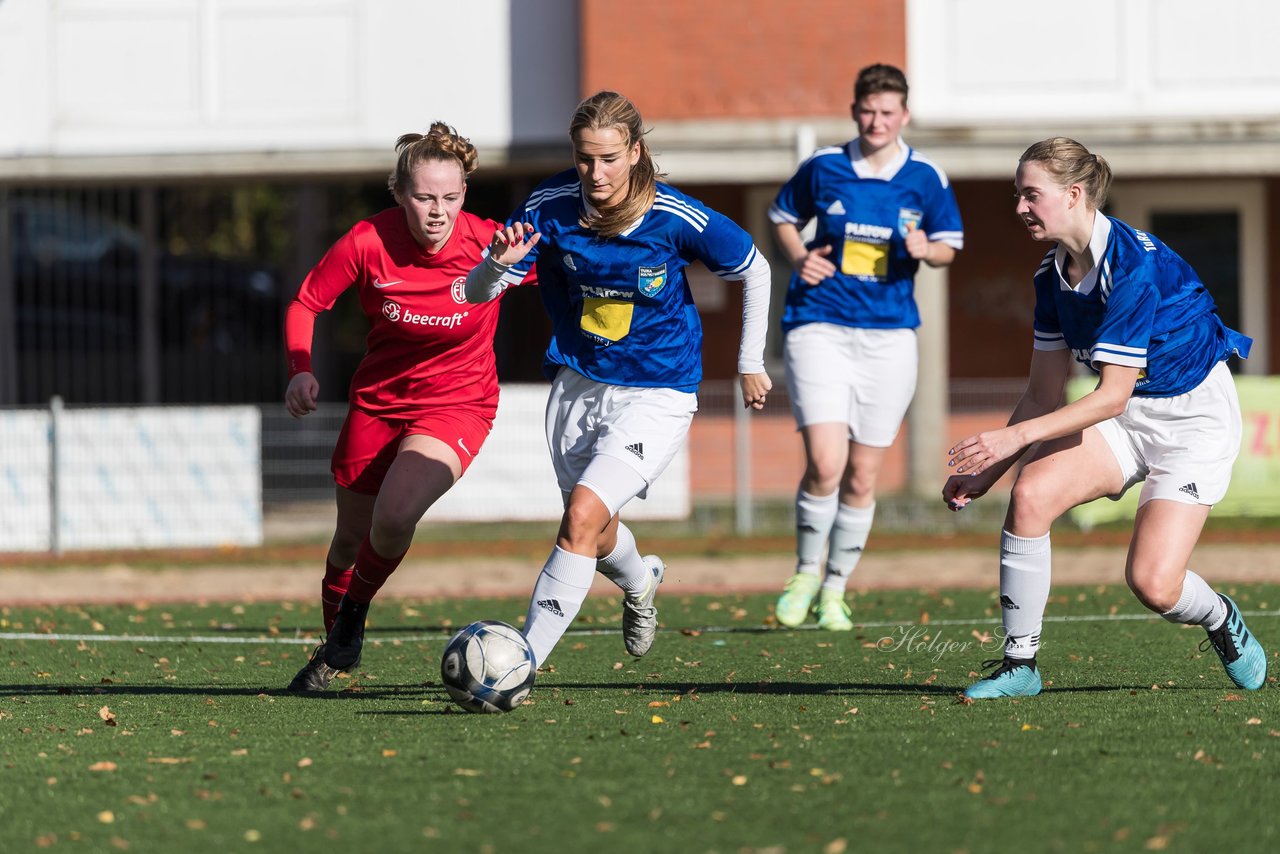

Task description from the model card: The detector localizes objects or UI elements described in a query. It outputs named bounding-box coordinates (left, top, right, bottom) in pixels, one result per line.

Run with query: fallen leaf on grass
left=89, top=761, right=118, bottom=772
left=147, top=757, right=193, bottom=765
left=98, top=707, right=117, bottom=726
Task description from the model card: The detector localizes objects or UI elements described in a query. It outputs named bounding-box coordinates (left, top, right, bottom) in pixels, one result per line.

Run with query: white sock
left=523, top=546, right=596, bottom=668
left=1161, top=570, right=1228, bottom=630
left=999, top=530, right=1051, bottom=660
left=823, top=502, right=874, bottom=593
left=795, top=489, right=838, bottom=575
left=596, top=523, right=650, bottom=597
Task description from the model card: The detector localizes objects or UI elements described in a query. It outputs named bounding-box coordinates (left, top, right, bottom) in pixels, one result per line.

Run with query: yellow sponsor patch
left=841, top=239, right=888, bottom=278
left=580, top=298, right=634, bottom=342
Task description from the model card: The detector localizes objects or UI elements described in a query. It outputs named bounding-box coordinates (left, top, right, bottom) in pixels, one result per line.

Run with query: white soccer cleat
left=622, top=555, right=666, bottom=657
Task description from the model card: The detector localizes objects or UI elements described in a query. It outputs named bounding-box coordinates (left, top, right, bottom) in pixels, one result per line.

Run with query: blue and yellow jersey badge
left=638, top=264, right=667, bottom=298
left=897, top=208, right=923, bottom=238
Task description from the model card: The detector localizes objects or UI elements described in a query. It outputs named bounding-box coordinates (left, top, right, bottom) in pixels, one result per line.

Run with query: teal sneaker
left=775, top=573, right=821, bottom=628
left=816, top=589, right=854, bottom=631
left=1201, top=595, right=1267, bottom=690
left=964, top=658, right=1042, bottom=700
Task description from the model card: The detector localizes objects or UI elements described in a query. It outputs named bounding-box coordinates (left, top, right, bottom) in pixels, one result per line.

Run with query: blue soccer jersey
left=495, top=169, right=762, bottom=392
left=769, top=138, right=963, bottom=332
left=1031, top=214, right=1251, bottom=397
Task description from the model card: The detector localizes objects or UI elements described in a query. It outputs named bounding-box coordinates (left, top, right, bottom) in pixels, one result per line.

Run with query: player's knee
left=1007, top=477, right=1065, bottom=530
left=1126, top=566, right=1181, bottom=613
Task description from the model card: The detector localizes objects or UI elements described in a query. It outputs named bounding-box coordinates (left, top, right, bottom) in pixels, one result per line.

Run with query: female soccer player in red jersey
left=283, top=123, right=531, bottom=691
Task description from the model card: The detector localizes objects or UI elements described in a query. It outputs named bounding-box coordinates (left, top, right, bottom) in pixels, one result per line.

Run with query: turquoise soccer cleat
left=1202, top=595, right=1268, bottom=690
left=963, top=657, right=1042, bottom=700
left=775, top=573, right=821, bottom=628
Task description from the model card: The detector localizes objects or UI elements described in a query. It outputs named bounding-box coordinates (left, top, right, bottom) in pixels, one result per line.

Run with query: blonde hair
left=569, top=91, right=665, bottom=239
left=387, top=122, right=478, bottom=196
left=1019, top=137, right=1113, bottom=209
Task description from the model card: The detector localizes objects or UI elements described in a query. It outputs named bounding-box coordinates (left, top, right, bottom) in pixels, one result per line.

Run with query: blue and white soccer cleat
left=963, top=657, right=1042, bottom=700
left=1201, top=594, right=1268, bottom=690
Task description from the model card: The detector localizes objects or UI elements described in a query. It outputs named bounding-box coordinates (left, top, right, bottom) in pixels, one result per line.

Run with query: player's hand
left=740, top=371, right=772, bottom=410
left=489, top=222, right=541, bottom=267
left=947, top=426, right=1023, bottom=476
left=904, top=225, right=930, bottom=260
left=942, top=472, right=995, bottom=511
left=285, top=372, right=319, bottom=418
left=796, top=244, right=836, bottom=286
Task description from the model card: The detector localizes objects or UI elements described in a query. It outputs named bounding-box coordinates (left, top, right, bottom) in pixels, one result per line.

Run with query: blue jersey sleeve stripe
left=1091, top=349, right=1146, bottom=368
left=652, top=200, right=708, bottom=232
left=1095, top=341, right=1146, bottom=356
left=928, top=230, right=965, bottom=248
left=711, top=246, right=759, bottom=279
left=768, top=203, right=800, bottom=225
left=654, top=190, right=710, bottom=227
left=526, top=182, right=578, bottom=211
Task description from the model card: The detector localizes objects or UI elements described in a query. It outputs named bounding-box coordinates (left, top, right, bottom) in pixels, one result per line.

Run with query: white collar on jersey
left=1054, top=211, right=1112, bottom=295
left=580, top=187, right=647, bottom=237
left=848, top=136, right=910, bottom=180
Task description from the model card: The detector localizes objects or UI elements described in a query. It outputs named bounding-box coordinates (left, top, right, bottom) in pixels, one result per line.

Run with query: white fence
left=0, top=386, right=691, bottom=553
left=1, top=402, right=262, bottom=552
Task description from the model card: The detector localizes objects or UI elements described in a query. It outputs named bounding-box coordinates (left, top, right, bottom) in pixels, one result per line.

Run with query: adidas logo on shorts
left=625, top=442, right=644, bottom=460
left=536, top=598, right=564, bottom=617
left=1178, top=482, right=1200, bottom=499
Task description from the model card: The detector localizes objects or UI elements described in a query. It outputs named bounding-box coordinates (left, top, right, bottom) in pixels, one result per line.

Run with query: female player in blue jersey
left=943, top=137, right=1265, bottom=699
left=770, top=64, right=964, bottom=631
left=466, top=90, right=772, bottom=669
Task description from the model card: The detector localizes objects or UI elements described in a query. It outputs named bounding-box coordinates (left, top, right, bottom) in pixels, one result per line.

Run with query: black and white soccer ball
left=440, top=620, right=536, bottom=714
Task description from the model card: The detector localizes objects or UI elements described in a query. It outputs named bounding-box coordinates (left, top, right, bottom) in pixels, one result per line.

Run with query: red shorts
left=332, top=404, right=495, bottom=495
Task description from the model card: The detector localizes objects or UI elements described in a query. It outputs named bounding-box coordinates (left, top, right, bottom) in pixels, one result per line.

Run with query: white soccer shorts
left=544, top=367, right=697, bottom=512
left=783, top=323, right=918, bottom=448
left=1094, top=361, right=1242, bottom=506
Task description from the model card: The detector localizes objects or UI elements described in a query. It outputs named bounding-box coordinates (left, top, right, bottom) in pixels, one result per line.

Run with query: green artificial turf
left=2, top=584, right=1277, bottom=853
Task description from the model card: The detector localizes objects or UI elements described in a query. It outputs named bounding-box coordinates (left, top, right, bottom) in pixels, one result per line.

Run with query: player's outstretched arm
left=465, top=222, right=541, bottom=304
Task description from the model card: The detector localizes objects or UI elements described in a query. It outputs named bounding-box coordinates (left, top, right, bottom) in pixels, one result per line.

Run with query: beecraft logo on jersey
left=451, top=276, right=468, bottom=304
left=897, top=208, right=923, bottom=238
left=381, top=300, right=468, bottom=328
left=845, top=222, right=893, bottom=243
left=637, top=264, right=667, bottom=298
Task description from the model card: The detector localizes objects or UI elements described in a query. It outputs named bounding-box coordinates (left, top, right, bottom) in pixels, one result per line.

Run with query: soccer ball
left=440, top=620, right=536, bottom=714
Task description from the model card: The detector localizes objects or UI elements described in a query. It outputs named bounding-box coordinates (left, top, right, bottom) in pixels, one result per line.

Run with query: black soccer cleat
left=286, top=643, right=340, bottom=692
left=322, top=596, right=370, bottom=670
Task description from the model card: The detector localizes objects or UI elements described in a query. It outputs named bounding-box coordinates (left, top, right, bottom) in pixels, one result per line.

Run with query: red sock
left=321, top=559, right=353, bottom=634
left=345, top=536, right=408, bottom=604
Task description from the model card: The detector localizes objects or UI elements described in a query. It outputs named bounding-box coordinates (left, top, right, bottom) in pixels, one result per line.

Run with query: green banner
left=1067, top=375, right=1280, bottom=528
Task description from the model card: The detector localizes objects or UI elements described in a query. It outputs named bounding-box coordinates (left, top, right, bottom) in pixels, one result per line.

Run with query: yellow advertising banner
left=1068, top=375, right=1280, bottom=528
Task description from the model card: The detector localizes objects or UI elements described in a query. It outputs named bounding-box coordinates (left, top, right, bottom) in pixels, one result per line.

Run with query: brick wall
left=580, top=0, right=907, bottom=119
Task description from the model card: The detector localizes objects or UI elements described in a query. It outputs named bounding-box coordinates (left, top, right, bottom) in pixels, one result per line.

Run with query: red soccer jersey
left=287, top=208, right=526, bottom=415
